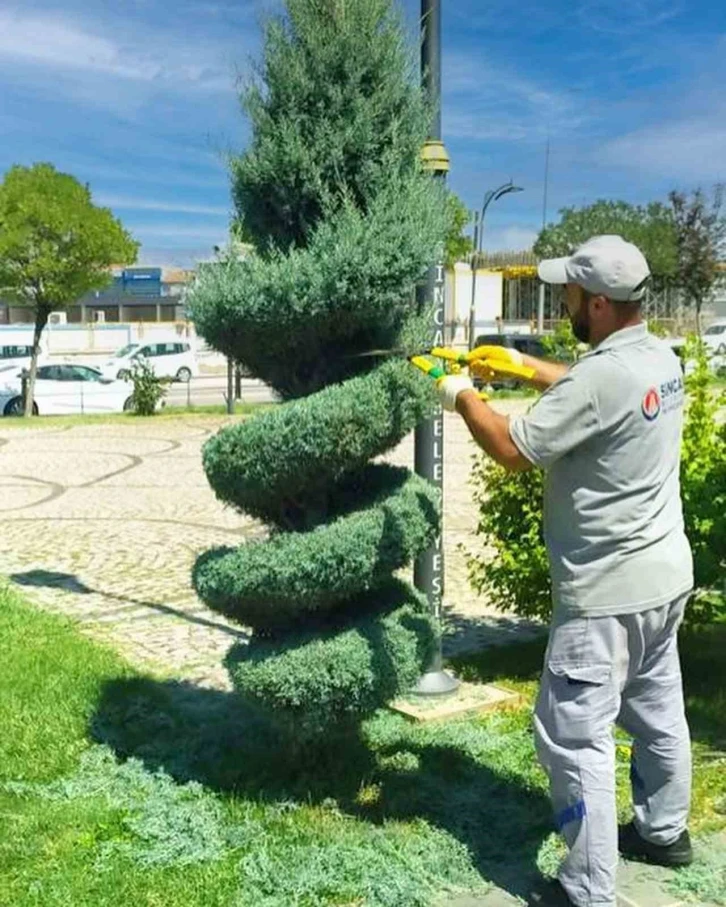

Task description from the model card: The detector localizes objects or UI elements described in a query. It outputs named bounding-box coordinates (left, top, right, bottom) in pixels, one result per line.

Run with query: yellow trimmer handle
left=410, top=355, right=488, bottom=401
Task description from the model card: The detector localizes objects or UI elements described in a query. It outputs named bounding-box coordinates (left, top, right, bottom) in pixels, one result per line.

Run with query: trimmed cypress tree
left=188, top=0, right=449, bottom=733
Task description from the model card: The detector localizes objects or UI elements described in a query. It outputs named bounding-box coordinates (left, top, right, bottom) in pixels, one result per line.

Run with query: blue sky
left=1, top=0, right=724, bottom=266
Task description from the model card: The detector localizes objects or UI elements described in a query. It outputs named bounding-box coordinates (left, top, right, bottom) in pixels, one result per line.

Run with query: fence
left=7, top=367, right=277, bottom=419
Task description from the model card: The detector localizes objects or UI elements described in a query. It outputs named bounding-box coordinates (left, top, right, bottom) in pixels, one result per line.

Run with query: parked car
left=99, top=341, right=198, bottom=383
left=702, top=321, right=726, bottom=355
left=472, top=333, right=549, bottom=389
left=0, top=343, right=47, bottom=369
left=0, top=364, right=134, bottom=416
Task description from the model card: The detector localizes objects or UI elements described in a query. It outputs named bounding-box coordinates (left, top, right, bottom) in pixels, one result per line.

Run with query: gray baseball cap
left=538, top=235, right=651, bottom=302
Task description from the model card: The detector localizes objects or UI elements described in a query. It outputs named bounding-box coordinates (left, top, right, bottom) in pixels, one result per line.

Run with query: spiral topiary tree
left=187, top=0, right=450, bottom=735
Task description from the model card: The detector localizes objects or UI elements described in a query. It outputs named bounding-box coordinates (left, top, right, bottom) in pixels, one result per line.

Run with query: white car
left=702, top=321, right=726, bottom=356
left=100, top=341, right=198, bottom=383
left=0, top=363, right=134, bottom=416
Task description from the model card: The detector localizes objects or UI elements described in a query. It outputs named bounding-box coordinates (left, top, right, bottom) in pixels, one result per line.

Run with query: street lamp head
left=494, top=183, right=524, bottom=200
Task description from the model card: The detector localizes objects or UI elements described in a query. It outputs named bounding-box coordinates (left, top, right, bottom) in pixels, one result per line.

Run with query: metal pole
left=226, top=357, right=234, bottom=415
left=537, top=282, right=545, bottom=335
left=414, top=0, right=458, bottom=696
left=468, top=212, right=480, bottom=351
left=542, top=136, right=550, bottom=229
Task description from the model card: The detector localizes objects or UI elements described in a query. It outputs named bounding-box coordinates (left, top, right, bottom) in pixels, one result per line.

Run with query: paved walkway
left=0, top=403, right=543, bottom=689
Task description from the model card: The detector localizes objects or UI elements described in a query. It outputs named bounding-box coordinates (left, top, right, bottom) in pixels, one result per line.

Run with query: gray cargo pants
left=533, top=593, right=692, bottom=907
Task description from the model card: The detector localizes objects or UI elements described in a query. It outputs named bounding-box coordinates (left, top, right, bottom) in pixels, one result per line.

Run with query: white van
left=0, top=343, right=42, bottom=369
left=101, top=341, right=198, bottom=383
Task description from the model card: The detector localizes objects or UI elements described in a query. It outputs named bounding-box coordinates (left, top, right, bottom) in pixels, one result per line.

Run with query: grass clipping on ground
left=1, top=584, right=725, bottom=906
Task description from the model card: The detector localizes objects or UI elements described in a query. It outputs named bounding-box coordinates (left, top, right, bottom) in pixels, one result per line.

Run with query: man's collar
left=593, top=322, right=647, bottom=352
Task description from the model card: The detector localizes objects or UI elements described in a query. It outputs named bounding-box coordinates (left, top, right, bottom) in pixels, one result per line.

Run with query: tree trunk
left=24, top=306, right=50, bottom=417
left=695, top=301, right=702, bottom=338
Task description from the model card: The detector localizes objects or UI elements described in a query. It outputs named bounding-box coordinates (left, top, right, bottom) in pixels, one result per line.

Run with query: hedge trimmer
left=355, top=345, right=536, bottom=397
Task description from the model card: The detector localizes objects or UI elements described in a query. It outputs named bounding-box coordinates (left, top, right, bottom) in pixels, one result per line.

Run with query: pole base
left=390, top=682, right=521, bottom=723
left=411, top=669, right=460, bottom=696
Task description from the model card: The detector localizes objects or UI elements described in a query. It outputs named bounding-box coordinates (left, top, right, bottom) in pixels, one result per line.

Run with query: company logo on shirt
left=642, top=387, right=661, bottom=421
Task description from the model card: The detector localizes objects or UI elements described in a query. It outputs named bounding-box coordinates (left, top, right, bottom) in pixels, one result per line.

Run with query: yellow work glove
left=467, top=345, right=535, bottom=382
left=467, top=344, right=524, bottom=367
left=437, top=374, right=475, bottom=412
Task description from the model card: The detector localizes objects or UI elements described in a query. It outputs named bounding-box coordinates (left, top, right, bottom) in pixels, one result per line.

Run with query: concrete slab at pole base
left=390, top=681, right=521, bottom=722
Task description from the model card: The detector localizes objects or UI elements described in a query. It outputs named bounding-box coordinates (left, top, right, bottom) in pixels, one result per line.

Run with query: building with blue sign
left=0, top=266, right=193, bottom=325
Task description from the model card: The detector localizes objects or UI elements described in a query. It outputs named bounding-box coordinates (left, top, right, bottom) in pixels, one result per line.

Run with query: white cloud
left=0, top=9, right=234, bottom=91
left=577, top=0, right=684, bottom=35
left=96, top=195, right=230, bottom=216
left=599, top=115, right=726, bottom=182
left=443, top=52, right=589, bottom=143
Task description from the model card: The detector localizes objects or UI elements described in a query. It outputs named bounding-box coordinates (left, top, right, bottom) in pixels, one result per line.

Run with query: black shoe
left=528, top=879, right=576, bottom=906
left=618, top=821, right=693, bottom=867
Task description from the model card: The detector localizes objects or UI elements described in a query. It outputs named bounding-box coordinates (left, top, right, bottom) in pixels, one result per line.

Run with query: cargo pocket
left=540, top=618, right=615, bottom=745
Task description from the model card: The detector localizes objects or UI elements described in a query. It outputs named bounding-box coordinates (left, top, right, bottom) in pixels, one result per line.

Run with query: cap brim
left=537, top=257, right=569, bottom=285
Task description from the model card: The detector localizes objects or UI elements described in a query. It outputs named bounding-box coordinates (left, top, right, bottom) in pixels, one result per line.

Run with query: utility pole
left=542, top=136, right=550, bottom=230
left=414, top=0, right=458, bottom=696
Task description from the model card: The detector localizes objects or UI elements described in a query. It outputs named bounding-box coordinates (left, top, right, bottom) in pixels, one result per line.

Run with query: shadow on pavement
left=9, top=568, right=249, bottom=640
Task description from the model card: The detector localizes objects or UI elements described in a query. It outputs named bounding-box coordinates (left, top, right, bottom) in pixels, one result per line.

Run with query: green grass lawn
left=0, top=403, right=274, bottom=431
left=1, top=584, right=725, bottom=906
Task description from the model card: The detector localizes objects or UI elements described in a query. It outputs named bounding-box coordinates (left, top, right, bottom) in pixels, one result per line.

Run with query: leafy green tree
left=444, top=193, right=473, bottom=268
left=534, top=200, right=678, bottom=292
left=0, top=163, right=138, bottom=415
left=669, top=186, right=726, bottom=335
left=187, top=0, right=449, bottom=735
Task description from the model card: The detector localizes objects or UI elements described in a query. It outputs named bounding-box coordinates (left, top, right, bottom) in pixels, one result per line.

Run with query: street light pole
left=413, top=0, right=458, bottom=696
left=467, top=181, right=524, bottom=350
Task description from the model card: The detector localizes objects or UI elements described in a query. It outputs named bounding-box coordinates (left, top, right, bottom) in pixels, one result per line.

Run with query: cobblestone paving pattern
left=0, top=403, right=545, bottom=690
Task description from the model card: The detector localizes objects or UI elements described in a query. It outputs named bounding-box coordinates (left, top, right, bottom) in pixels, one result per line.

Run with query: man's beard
left=570, top=305, right=591, bottom=344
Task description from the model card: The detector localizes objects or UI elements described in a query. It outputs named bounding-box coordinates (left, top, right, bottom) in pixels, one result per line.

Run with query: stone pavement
left=0, top=402, right=544, bottom=689
left=443, top=838, right=726, bottom=907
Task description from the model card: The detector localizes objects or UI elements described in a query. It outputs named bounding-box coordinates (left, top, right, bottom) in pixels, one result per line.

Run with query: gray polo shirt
left=509, top=323, right=693, bottom=619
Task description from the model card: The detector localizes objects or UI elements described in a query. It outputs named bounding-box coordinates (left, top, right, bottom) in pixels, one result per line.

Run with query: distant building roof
left=474, top=249, right=538, bottom=268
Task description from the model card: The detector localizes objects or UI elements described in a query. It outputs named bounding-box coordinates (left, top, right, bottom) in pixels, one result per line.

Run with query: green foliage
left=466, top=339, right=726, bottom=626
left=185, top=0, right=448, bottom=730
left=191, top=176, right=445, bottom=398
left=126, top=360, right=168, bottom=416
left=534, top=199, right=678, bottom=292
left=225, top=580, right=437, bottom=734
left=194, top=467, right=439, bottom=631
left=540, top=320, right=581, bottom=362
left=230, top=0, right=430, bottom=256
left=0, top=163, right=138, bottom=309
left=646, top=319, right=670, bottom=338
left=680, top=338, right=726, bottom=621
left=669, top=185, right=726, bottom=330
left=200, top=360, right=434, bottom=526
left=465, top=463, right=551, bottom=622
left=444, top=192, right=474, bottom=268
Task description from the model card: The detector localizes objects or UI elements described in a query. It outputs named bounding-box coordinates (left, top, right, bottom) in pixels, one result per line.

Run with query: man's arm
left=454, top=390, right=533, bottom=472
left=520, top=354, right=569, bottom=391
